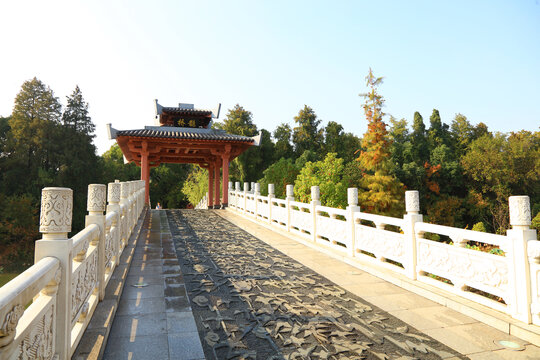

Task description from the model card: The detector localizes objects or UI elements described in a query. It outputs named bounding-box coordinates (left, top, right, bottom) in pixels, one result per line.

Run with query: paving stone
left=103, top=334, right=169, bottom=359
left=168, top=332, right=205, bottom=360
left=165, top=296, right=191, bottom=312
left=110, top=313, right=167, bottom=338
left=122, top=283, right=164, bottom=300
left=389, top=305, right=478, bottom=331
left=166, top=312, right=199, bottom=334
left=116, top=294, right=166, bottom=316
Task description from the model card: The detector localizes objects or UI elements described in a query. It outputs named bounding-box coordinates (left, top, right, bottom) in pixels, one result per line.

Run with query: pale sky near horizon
left=0, top=0, right=539, bottom=155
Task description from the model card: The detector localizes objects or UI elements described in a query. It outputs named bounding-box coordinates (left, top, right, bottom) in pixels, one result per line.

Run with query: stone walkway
left=103, top=210, right=204, bottom=359
left=102, top=209, right=540, bottom=359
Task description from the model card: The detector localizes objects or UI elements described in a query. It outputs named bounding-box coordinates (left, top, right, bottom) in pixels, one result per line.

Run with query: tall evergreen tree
left=428, top=109, right=451, bottom=149
left=292, top=105, right=324, bottom=157
left=356, top=69, right=404, bottom=215
left=411, top=111, right=429, bottom=164
left=273, top=123, right=293, bottom=160
left=62, top=85, right=95, bottom=137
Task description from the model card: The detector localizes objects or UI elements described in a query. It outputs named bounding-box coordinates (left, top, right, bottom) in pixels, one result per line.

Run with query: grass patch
left=0, top=273, right=19, bottom=287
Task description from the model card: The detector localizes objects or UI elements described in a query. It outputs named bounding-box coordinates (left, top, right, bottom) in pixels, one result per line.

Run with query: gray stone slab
left=166, top=312, right=199, bottom=334
left=103, top=334, right=169, bottom=359
left=165, top=296, right=191, bottom=312
left=122, top=284, right=164, bottom=300
left=126, top=274, right=165, bottom=286
left=116, top=297, right=166, bottom=316
left=168, top=332, right=205, bottom=360
left=128, top=264, right=164, bottom=276
left=110, top=313, right=167, bottom=338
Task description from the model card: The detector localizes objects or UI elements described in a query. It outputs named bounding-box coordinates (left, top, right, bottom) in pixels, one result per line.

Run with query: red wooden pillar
left=221, top=153, right=230, bottom=207
left=208, top=165, right=214, bottom=209
left=214, top=163, right=220, bottom=208
left=140, top=142, right=150, bottom=205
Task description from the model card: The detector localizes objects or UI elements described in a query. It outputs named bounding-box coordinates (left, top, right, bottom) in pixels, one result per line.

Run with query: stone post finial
left=120, top=182, right=129, bottom=200
left=348, top=188, right=358, bottom=206
left=87, top=184, right=106, bottom=213
left=254, top=183, right=261, bottom=194
left=509, top=196, right=531, bottom=229
left=108, top=182, right=121, bottom=204
left=286, top=185, right=294, bottom=199
left=40, top=187, right=73, bottom=237
left=244, top=182, right=249, bottom=192
left=229, top=181, right=233, bottom=190
left=311, top=186, right=320, bottom=202
left=268, top=184, right=275, bottom=195
left=235, top=182, right=241, bottom=191
left=405, top=191, right=420, bottom=214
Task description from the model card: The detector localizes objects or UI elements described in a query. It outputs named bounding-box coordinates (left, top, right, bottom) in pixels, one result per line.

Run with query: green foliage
left=273, top=123, right=293, bottom=160
left=472, top=222, right=487, bottom=232
left=258, top=158, right=299, bottom=198
left=294, top=153, right=347, bottom=208
left=292, top=105, right=324, bottom=157
left=324, top=121, right=362, bottom=163
left=181, top=166, right=209, bottom=206
left=150, top=164, right=190, bottom=208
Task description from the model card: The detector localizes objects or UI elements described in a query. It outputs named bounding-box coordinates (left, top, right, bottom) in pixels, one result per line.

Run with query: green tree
left=324, top=121, right=362, bottom=163
left=258, top=158, right=299, bottom=198
left=62, top=85, right=95, bottom=136
left=6, top=78, right=62, bottom=194
left=273, top=123, right=293, bottom=160
left=411, top=111, right=429, bottom=164
left=181, top=166, right=209, bottom=206
left=294, top=153, right=348, bottom=208
left=427, top=109, right=451, bottom=150
left=215, top=104, right=259, bottom=182
left=150, top=164, right=190, bottom=208
left=292, top=105, right=324, bottom=157
left=356, top=69, right=404, bottom=215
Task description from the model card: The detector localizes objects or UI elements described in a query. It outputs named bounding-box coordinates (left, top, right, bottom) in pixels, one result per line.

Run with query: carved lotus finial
left=40, top=187, right=73, bottom=234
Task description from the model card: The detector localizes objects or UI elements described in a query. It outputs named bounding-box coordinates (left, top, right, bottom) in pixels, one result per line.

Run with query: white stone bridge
left=1, top=181, right=540, bottom=359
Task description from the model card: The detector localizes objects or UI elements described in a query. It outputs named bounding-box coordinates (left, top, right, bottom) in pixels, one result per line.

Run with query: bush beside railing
left=228, top=181, right=539, bottom=327
left=0, top=180, right=145, bottom=360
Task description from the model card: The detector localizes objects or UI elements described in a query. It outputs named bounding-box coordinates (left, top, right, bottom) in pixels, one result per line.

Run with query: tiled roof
left=116, top=129, right=254, bottom=142
left=161, top=107, right=212, bottom=115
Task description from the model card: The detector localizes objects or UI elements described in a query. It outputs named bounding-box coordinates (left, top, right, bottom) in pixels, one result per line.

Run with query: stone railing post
left=286, top=185, right=294, bottom=232
left=347, top=188, right=360, bottom=256
left=129, top=182, right=136, bottom=230
left=107, top=182, right=122, bottom=268
left=268, top=184, right=275, bottom=225
left=404, top=191, right=422, bottom=280
left=120, top=182, right=130, bottom=245
left=254, top=183, right=261, bottom=217
left=85, top=184, right=107, bottom=301
left=508, top=196, right=536, bottom=323
left=228, top=182, right=233, bottom=209
left=243, top=182, right=249, bottom=214
left=251, top=182, right=255, bottom=195
left=34, top=187, right=73, bottom=360
left=311, top=186, right=321, bottom=242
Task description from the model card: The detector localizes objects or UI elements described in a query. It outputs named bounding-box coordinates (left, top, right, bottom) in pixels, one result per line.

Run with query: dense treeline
left=185, top=69, right=540, bottom=237
left=1, top=73, right=539, bottom=272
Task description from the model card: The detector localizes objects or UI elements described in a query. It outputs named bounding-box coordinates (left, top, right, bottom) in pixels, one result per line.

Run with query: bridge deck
left=102, top=209, right=540, bottom=359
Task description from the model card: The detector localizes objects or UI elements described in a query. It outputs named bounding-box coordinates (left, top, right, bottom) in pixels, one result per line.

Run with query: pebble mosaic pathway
left=167, top=209, right=467, bottom=360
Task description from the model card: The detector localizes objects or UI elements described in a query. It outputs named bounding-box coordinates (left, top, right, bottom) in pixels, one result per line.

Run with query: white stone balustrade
left=228, top=182, right=539, bottom=328
left=0, top=180, right=146, bottom=360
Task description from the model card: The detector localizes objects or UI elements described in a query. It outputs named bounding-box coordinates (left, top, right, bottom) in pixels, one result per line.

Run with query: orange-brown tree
left=356, top=69, right=404, bottom=215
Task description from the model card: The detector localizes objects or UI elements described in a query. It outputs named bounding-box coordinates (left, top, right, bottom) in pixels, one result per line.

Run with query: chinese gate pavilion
left=107, top=100, right=258, bottom=208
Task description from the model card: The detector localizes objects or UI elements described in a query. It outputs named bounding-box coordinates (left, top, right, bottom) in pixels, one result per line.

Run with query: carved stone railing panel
left=290, top=209, right=312, bottom=237
left=257, top=199, right=269, bottom=218
left=246, top=196, right=256, bottom=214
left=355, top=224, right=406, bottom=264
left=271, top=201, right=287, bottom=225
left=71, top=248, right=98, bottom=323
left=318, top=216, right=348, bottom=247
left=417, top=239, right=509, bottom=301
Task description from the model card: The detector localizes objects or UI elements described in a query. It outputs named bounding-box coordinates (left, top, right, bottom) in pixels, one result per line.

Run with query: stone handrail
left=0, top=180, right=145, bottom=360
left=228, top=183, right=539, bottom=327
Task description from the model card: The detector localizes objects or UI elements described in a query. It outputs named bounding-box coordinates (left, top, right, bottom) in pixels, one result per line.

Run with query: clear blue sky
left=1, top=0, right=539, bottom=154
